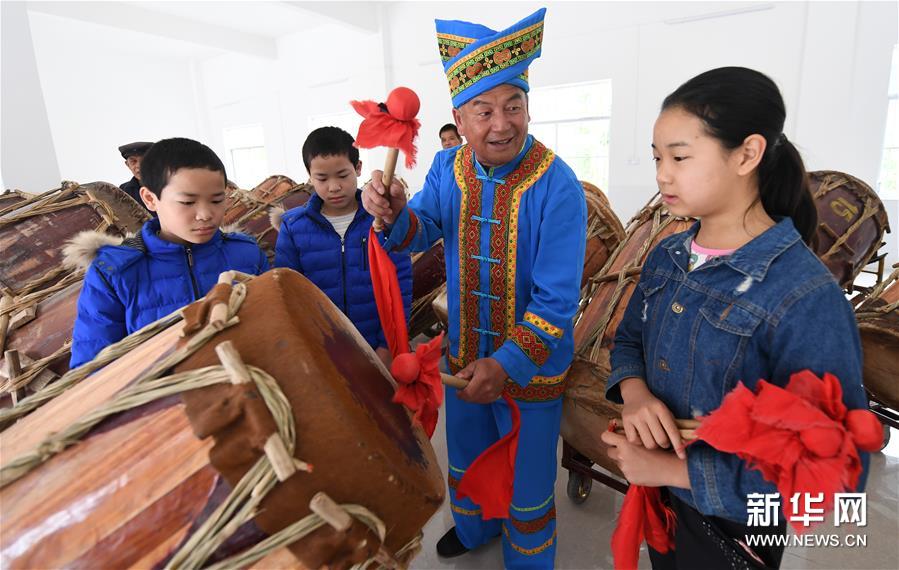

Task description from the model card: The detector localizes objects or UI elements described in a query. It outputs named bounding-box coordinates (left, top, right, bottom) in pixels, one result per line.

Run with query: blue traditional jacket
left=384, top=136, right=587, bottom=402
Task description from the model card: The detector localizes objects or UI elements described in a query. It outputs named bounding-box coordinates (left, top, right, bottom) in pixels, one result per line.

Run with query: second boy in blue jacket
left=275, top=127, right=412, bottom=365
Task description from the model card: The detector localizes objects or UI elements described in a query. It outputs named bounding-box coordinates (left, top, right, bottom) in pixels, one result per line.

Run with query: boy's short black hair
left=302, top=126, right=359, bottom=172
left=140, top=138, right=227, bottom=197
left=439, top=123, right=459, bottom=136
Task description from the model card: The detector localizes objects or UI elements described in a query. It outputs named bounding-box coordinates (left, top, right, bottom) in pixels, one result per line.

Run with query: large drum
left=809, top=170, right=889, bottom=290
left=562, top=193, right=694, bottom=478
left=0, top=181, right=148, bottom=298
left=855, top=266, right=899, bottom=410
left=223, top=175, right=300, bottom=225
left=580, top=181, right=626, bottom=289
left=0, top=183, right=149, bottom=397
left=224, top=175, right=313, bottom=259
left=0, top=269, right=445, bottom=569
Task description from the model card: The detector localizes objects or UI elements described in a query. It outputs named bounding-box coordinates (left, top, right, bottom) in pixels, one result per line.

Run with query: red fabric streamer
left=391, top=333, right=445, bottom=438
left=359, top=83, right=521, bottom=516
left=351, top=86, right=421, bottom=169
left=609, top=419, right=676, bottom=570
left=611, top=485, right=677, bottom=570
left=694, top=370, right=883, bottom=533
left=368, top=226, right=444, bottom=437
left=367, top=226, right=410, bottom=356
left=456, top=392, right=522, bottom=520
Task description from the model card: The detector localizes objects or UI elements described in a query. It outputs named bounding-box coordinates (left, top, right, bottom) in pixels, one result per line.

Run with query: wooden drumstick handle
left=440, top=373, right=469, bottom=389
left=610, top=418, right=700, bottom=442
left=373, top=148, right=400, bottom=232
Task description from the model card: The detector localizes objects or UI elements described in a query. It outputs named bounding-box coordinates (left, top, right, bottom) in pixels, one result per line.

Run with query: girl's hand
left=601, top=431, right=691, bottom=488
left=619, top=377, right=686, bottom=458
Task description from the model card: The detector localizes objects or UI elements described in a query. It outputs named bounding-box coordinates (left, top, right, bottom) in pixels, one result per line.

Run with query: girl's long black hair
left=662, top=67, right=817, bottom=246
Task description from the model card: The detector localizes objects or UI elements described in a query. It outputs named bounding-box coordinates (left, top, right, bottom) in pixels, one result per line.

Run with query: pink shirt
left=688, top=240, right=736, bottom=271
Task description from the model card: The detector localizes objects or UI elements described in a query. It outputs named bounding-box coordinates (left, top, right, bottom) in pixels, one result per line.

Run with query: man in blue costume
left=362, top=8, right=586, bottom=568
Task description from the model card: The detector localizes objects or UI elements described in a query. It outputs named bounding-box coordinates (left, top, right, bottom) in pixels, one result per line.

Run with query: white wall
left=26, top=10, right=202, bottom=187
left=197, top=18, right=390, bottom=185
left=1, top=2, right=61, bottom=192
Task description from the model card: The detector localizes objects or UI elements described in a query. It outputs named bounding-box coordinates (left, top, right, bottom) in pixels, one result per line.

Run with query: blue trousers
left=445, top=387, right=562, bottom=569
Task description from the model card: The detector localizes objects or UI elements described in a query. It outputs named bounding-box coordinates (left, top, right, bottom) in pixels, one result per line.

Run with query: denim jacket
left=607, top=218, right=870, bottom=522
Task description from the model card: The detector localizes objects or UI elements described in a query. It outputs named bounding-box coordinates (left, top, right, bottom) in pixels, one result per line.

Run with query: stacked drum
left=223, top=175, right=313, bottom=261
left=0, top=182, right=149, bottom=402
left=562, top=193, right=694, bottom=499
left=809, top=170, right=889, bottom=291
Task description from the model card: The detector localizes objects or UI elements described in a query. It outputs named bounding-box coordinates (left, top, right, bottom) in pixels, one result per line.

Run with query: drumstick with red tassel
left=351, top=86, right=421, bottom=232
left=352, top=88, right=521, bottom=520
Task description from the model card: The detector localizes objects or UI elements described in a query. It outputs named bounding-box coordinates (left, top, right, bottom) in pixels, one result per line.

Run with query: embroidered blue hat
left=436, top=8, right=546, bottom=108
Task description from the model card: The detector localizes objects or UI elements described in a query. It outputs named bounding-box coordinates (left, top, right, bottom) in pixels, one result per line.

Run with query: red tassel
left=391, top=333, right=445, bottom=438
left=611, top=485, right=676, bottom=570
left=694, top=370, right=883, bottom=533
left=351, top=98, right=420, bottom=169
left=456, top=393, right=522, bottom=519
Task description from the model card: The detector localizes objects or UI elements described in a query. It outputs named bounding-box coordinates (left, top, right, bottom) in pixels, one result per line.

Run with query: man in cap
left=362, top=8, right=586, bottom=568
left=118, top=141, right=153, bottom=211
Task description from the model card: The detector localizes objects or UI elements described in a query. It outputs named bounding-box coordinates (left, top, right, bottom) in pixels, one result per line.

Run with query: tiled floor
left=411, top=413, right=899, bottom=570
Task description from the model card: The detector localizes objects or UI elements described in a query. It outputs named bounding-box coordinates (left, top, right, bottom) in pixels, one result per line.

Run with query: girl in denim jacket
left=601, top=67, right=870, bottom=569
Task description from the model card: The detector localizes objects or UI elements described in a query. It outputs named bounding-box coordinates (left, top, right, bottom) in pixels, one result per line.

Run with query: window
left=307, top=112, right=370, bottom=169
left=222, top=124, right=268, bottom=189
left=528, top=80, right=612, bottom=191
left=879, top=44, right=899, bottom=200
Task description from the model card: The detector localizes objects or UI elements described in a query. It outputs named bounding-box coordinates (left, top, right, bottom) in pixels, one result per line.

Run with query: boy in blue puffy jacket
left=274, top=127, right=412, bottom=365
left=69, top=137, right=269, bottom=368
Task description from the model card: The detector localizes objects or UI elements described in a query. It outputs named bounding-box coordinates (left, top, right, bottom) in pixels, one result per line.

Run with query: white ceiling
left=24, top=1, right=372, bottom=61
left=127, top=1, right=322, bottom=39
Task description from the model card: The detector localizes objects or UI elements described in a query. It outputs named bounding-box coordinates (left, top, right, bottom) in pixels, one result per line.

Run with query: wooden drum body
left=0, top=183, right=149, bottom=397
left=223, top=175, right=300, bottom=226
left=0, top=269, right=445, bottom=569
left=0, top=181, right=148, bottom=298
left=580, top=180, right=625, bottom=289
left=409, top=241, right=447, bottom=339
left=856, top=269, right=899, bottom=410
left=223, top=176, right=313, bottom=259
left=562, top=194, right=694, bottom=476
